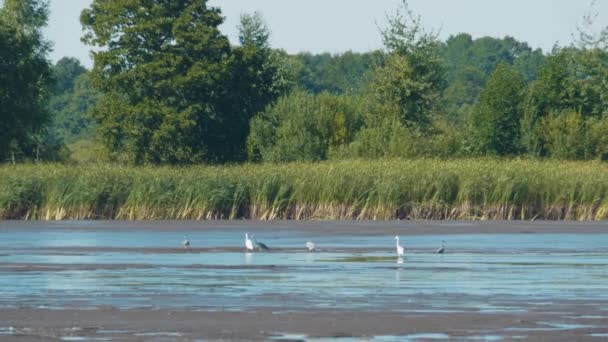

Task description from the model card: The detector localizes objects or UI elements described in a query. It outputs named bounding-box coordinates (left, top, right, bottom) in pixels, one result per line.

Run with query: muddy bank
left=1, top=307, right=607, bottom=341
left=2, top=220, right=608, bottom=234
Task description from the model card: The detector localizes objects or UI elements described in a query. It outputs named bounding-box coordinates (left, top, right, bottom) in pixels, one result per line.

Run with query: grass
left=1, top=159, right=608, bottom=221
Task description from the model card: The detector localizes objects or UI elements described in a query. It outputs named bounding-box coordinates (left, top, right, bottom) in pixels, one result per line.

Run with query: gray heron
left=437, top=240, right=445, bottom=254
left=252, top=235, right=270, bottom=252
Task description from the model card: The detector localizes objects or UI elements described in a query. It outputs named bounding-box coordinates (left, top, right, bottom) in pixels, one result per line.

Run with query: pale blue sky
left=43, top=0, right=607, bottom=68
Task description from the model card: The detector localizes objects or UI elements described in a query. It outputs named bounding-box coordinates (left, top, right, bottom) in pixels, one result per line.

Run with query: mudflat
left=2, top=219, right=608, bottom=234
left=1, top=306, right=608, bottom=341
left=1, top=221, right=607, bottom=341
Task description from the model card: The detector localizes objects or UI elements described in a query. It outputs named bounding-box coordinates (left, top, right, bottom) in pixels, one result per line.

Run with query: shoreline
left=2, top=220, right=608, bottom=234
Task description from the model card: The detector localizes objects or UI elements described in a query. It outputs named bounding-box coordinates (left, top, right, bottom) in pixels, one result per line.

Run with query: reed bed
left=1, top=159, right=608, bottom=221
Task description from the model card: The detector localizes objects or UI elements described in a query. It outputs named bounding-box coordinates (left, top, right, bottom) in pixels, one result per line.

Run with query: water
left=1, top=225, right=608, bottom=313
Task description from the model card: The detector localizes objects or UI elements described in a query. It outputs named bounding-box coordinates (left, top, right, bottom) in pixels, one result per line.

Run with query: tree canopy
left=2, top=0, right=608, bottom=164
left=0, top=0, right=53, bottom=162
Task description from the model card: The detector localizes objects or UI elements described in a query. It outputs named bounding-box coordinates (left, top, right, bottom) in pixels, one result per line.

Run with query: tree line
left=1, top=0, right=607, bottom=164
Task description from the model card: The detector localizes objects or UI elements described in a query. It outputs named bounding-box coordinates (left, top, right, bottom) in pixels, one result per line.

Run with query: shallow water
left=1, top=224, right=608, bottom=314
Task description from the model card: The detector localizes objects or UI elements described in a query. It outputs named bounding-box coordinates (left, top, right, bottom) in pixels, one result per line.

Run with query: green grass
left=1, top=159, right=608, bottom=220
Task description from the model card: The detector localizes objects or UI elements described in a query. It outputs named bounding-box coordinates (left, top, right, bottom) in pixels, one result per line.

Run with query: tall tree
left=469, top=63, right=524, bottom=155
left=217, top=12, right=293, bottom=161
left=81, top=0, right=232, bottom=164
left=372, top=0, right=445, bottom=129
left=0, top=0, right=52, bottom=162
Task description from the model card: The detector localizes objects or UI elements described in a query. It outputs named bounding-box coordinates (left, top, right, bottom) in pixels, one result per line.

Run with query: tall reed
left=1, top=159, right=607, bottom=220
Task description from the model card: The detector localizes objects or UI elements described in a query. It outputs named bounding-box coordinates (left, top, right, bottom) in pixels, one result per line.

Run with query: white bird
left=437, top=240, right=445, bottom=254
left=306, top=241, right=315, bottom=252
left=245, top=233, right=254, bottom=252
left=395, top=236, right=405, bottom=256
left=182, top=235, right=190, bottom=249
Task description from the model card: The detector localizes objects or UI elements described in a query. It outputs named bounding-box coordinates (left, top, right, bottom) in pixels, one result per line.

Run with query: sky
left=43, top=0, right=608, bottom=69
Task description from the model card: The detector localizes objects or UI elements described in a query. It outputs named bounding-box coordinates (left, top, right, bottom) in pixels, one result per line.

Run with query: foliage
left=541, top=111, right=608, bottom=160
left=0, top=0, right=53, bottom=162
left=293, top=51, right=384, bottom=94
left=248, top=90, right=364, bottom=162
left=441, top=33, right=545, bottom=122
left=469, top=63, right=525, bottom=156
left=216, top=12, right=294, bottom=161
left=67, top=138, right=108, bottom=164
left=81, top=0, right=236, bottom=164
left=52, top=57, right=87, bottom=94
left=331, top=119, right=423, bottom=159
left=376, top=0, right=445, bottom=129
left=522, top=47, right=608, bottom=156
left=48, top=58, right=99, bottom=143
left=3, top=0, right=608, bottom=167
left=541, top=111, right=586, bottom=160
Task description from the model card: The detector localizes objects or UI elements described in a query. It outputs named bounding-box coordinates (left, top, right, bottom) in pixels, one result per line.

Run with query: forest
left=2, top=0, right=607, bottom=165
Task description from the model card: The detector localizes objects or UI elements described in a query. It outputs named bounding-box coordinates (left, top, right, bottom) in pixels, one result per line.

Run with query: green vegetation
left=79, top=3, right=291, bottom=164
left=1, top=1, right=608, bottom=221
left=1, top=159, right=608, bottom=221
left=0, top=0, right=53, bottom=163
left=3, top=0, right=608, bottom=165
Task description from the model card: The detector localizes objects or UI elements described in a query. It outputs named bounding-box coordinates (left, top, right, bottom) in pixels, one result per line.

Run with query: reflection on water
left=1, top=228, right=608, bottom=313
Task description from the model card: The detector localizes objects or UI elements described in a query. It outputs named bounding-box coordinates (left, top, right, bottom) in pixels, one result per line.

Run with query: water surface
left=1, top=223, right=607, bottom=314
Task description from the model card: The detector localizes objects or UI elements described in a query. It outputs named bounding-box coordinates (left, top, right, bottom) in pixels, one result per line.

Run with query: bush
left=247, top=90, right=364, bottom=162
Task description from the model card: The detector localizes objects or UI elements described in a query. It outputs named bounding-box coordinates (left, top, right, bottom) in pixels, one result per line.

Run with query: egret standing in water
left=395, top=236, right=405, bottom=256
left=253, top=235, right=270, bottom=252
left=245, top=233, right=254, bottom=252
left=182, top=235, right=190, bottom=249
left=306, top=241, right=315, bottom=252
left=437, top=240, right=446, bottom=254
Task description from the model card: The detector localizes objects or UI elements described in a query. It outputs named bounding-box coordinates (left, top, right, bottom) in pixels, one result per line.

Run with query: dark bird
left=253, top=236, right=270, bottom=252
left=437, top=240, right=445, bottom=254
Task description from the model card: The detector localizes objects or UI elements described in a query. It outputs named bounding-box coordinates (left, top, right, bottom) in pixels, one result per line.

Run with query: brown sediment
left=0, top=307, right=607, bottom=341
left=1, top=220, right=608, bottom=234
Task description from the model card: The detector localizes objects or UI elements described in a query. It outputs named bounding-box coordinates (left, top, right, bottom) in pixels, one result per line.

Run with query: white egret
left=182, top=235, right=190, bottom=249
left=437, top=240, right=446, bottom=254
left=306, top=241, right=315, bottom=252
left=245, top=233, right=254, bottom=252
left=395, top=236, right=405, bottom=256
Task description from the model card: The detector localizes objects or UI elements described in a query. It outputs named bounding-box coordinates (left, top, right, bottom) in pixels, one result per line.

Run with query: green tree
left=49, top=72, right=99, bottom=141
left=442, top=65, right=485, bottom=122
left=47, top=58, right=99, bottom=141
left=0, top=0, right=53, bottom=162
left=52, top=57, right=87, bottom=94
left=373, top=0, right=445, bottom=129
left=247, top=90, right=363, bottom=162
left=521, top=47, right=608, bottom=156
left=81, top=0, right=233, bottom=164
left=541, top=111, right=586, bottom=160
left=216, top=12, right=293, bottom=161
left=293, top=51, right=384, bottom=94
left=469, top=63, right=524, bottom=155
